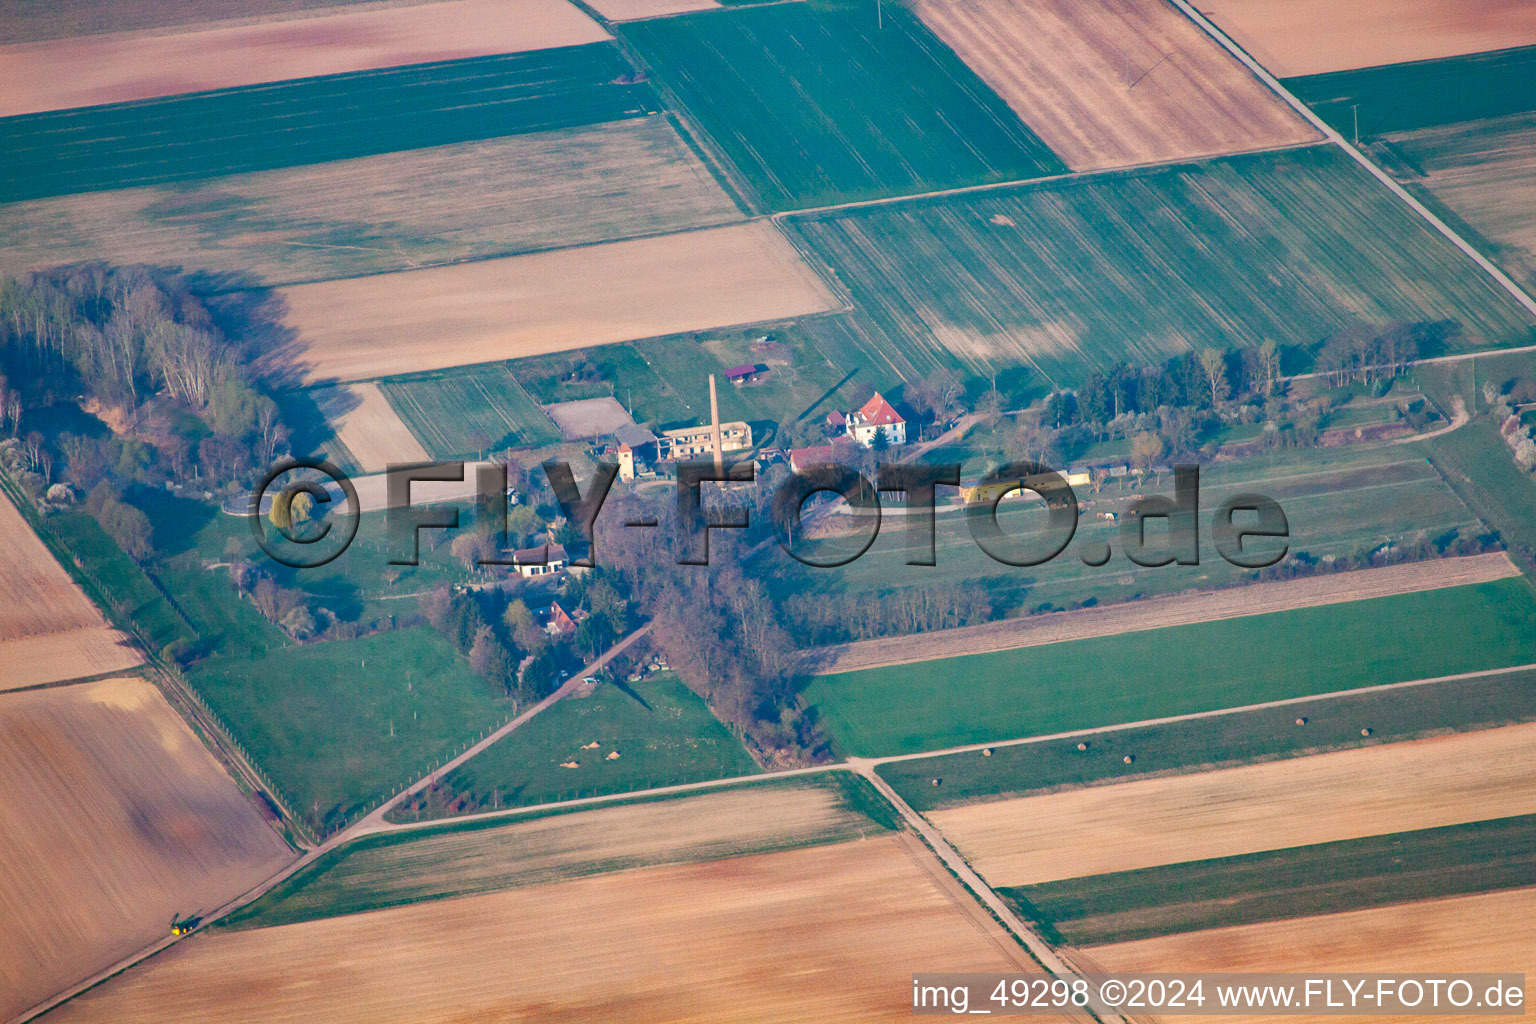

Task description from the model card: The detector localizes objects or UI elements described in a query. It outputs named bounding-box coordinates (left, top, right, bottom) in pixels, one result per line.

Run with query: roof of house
left=512, top=542, right=568, bottom=566
left=788, top=444, right=839, bottom=468
left=614, top=424, right=657, bottom=449
left=853, top=392, right=904, bottom=427
left=825, top=410, right=846, bottom=427
left=723, top=364, right=760, bottom=379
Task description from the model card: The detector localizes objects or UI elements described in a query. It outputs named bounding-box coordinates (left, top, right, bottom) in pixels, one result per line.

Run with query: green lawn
left=806, top=578, right=1536, bottom=757
left=188, top=626, right=510, bottom=833
left=788, top=145, right=1536, bottom=388
left=225, top=773, right=890, bottom=929
left=392, top=672, right=761, bottom=818
left=877, top=667, right=1536, bottom=811
left=620, top=2, right=1063, bottom=211
left=1004, top=813, right=1536, bottom=946
left=378, top=364, right=561, bottom=459
left=0, top=46, right=657, bottom=202
left=1285, top=45, right=1536, bottom=136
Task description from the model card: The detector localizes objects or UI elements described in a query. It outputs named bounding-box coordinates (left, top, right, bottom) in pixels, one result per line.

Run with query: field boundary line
left=1164, top=0, right=1536, bottom=322
left=799, top=552, right=1518, bottom=675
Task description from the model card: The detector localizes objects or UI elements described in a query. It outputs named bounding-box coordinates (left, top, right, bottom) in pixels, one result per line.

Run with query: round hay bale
left=982, top=747, right=993, bottom=757
left=1361, top=727, right=1373, bottom=737
left=931, top=777, right=942, bottom=787
left=1076, top=741, right=1089, bottom=751
left=1295, top=717, right=1308, bottom=726
left=1122, top=754, right=1135, bottom=765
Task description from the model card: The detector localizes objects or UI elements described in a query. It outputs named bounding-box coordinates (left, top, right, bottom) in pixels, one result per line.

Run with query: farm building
left=513, top=543, right=569, bottom=579
left=724, top=364, right=765, bottom=385
left=655, top=421, right=753, bottom=460
left=612, top=424, right=658, bottom=481
left=843, top=392, right=906, bottom=447
left=538, top=600, right=580, bottom=637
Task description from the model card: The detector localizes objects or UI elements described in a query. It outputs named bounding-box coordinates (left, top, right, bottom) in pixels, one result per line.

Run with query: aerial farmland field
left=1286, top=45, right=1536, bottom=137
left=1197, top=0, right=1536, bottom=77
left=0, top=0, right=609, bottom=117
left=0, top=487, right=142, bottom=689
left=235, top=776, right=886, bottom=928
left=0, top=116, right=742, bottom=286
left=928, top=722, right=1536, bottom=886
left=1089, top=885, right=1536, bottom=1024
left=0, top=44, right=658, bottom=202
left=1008, top=812, right=1536, bottom=945
left=804, top=575, right=1536, bottom=757
left=377, top=364, right=561, bottom=459
left=50, top=836, right=1055, bottom=1024
left=788, top=145, right=1536, bottom=387
left=311, top=383, right=429, bottom=474
left=619, top=3, right=1064, bottom=211
left=273, top=221, right=839, bottom=383
left=911, top=0, right=1316, bottom=171
left=0, top=677, right=293, bottom=1021
left=1383, top=113, right=1536, bottom=295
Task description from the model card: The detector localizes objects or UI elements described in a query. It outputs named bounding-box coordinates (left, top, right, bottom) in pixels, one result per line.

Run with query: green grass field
left=1285, top=45, right=1536, bottom=137
left=224, top=773, right=890, bottom=929
left=188, top=626, right=509, bottom=833
left=788, top=145, right=1535, bottom=388
left=392, top=673, right=761, bottom=819
left=877, top=668, right=1536, bottom=811
left=805, top=578, right=1536, bottom=757
left=379, top=365, right=562, bottom=459
left=775, top=444, right=1486, bottom=631
left=619, top=3, right=1063, bottom=211
left=0, top=116, right=742, bottom=288
left=1004, top=813, right=1536, bottom=946
left=0, top=46, right=658, bottom=202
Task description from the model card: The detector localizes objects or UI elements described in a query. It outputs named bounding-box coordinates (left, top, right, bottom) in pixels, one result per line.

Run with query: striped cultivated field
left=0, top=44, right=657, bottom=202
left=789, top=146, right=1536, bottom=386
left=379, top=365, right=561, bottom=459
left=801, top=553, right=1518, bottom=674
left=312, top=383, right=429, bottom=473
left=620, top=3, right=1063, bottom=210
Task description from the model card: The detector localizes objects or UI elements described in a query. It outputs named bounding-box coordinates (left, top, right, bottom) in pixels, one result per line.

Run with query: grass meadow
left=620, top=2, right=1063, bottom=211
left=877, top=667, right=1536, bottom=810
left=379, top=365, right=561, bottom=459
left=788, top=145, right=1535, bottom=388
left=805, top=578, right=1536, bottom=757
left=0, top=45, right=658, bottom=201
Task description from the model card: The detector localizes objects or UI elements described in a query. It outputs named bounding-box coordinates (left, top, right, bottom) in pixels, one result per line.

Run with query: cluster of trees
left=1256, top=530, right=1500, bottom=584
left=597, top=492, right=826, bottom=767
left=1490, top=377, right=1536, bottom=473
left=0, top=265, right=292, bottom=559
left=783, top=583, right=994, bottom=646
left=419, top=568, right=634, bottom=708
left=1314, top=323, right=1425, bottom=387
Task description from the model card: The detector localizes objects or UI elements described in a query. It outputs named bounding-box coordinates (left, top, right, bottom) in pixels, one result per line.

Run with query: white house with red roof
left=844, top=392, right=906, bottom=447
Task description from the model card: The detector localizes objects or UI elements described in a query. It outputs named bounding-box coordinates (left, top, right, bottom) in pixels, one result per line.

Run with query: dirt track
left=47, top=836, right=1053, bottom=1024
left=0, top=0, right=608, bottom=117
left=800, top=552, right=1519, bottom=675
left=929, top=721, right=1536, bottom=886
left=1195, top=0, right=1536, bottom=77
left=913, top=0, right=1315, bottom=171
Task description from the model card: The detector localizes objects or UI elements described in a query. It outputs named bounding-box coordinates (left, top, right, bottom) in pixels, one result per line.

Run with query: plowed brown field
left=274, top=221, right=839, bottom=383
left=1197, top=0, right=1536, bottom=77
left=0, top=677, right=293, bottom=1021
left=1089, top=886, right=1536, bottom=1024
left=0, top=489, right=141, bottom=690
left=912, top=0, right=1316, bottom=170
left=0, top=0, right=608, bottom=117
left=929, top=722, right=1536, bottom=886
left=49, top=835, right=1062, bottom=1023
